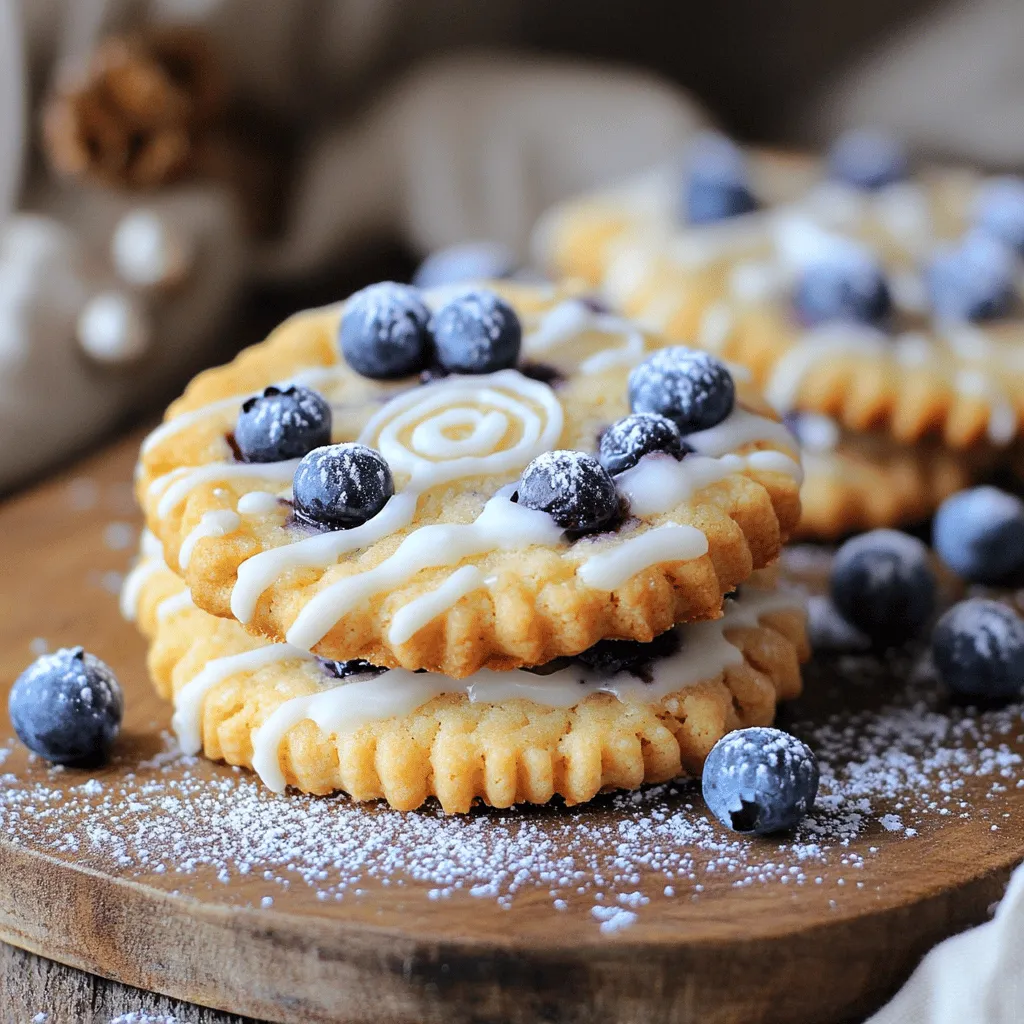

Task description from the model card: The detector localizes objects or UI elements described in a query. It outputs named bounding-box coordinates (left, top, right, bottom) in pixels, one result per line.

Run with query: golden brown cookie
left=127, top=544, right=808, bottom=813
left=136, top=282, right=802, bottom=678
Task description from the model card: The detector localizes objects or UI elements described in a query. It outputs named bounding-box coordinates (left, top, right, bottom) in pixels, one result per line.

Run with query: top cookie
left=535, top=132, right=1024, bottom=448
left=136, top=281, right=801, bottom=678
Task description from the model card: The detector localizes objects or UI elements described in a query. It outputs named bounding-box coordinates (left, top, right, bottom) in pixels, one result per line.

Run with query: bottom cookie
left=125, top=539, right=808, bottom=813
left=789, top=414, right=983, bottom=540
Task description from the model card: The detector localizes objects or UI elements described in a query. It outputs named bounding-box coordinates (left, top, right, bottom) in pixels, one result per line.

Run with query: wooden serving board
left=0, top=433, right=1022, bottom=1024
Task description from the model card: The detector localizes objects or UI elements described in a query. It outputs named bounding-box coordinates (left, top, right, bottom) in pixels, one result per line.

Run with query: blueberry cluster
left=339, top=282, right=521, bottom=379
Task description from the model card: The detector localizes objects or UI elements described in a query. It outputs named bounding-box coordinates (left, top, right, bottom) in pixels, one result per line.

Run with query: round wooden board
left=0, top=433, right=1022, bottom=1024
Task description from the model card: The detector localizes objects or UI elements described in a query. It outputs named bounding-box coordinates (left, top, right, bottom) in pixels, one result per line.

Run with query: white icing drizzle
left=153, top=461, right=298, bottom=520
left=286, top=496, right=563, bottom=650
left=763, top=325, right=890, bottom=413
left=173, top=643, right=316, bottom=756
left=231, top=371, right=564, bottom=625
left=249, top=585, right=803, bottom=793
left=955, top=369, right=1018, bottom=444
left=178, top=509, right=241, bottom=570
left=387, top=565, right=486, bottom=646
left=576, top=523, right=709, bottom=591
left=686, top=406, right=799, bottom=458
left=523, top=299, right=646, bottom=373
left=156, top=590, right=195, bottom=620
left=236, top=490, right=283, bottom=515
left=119, top=530, right=165, bottom=622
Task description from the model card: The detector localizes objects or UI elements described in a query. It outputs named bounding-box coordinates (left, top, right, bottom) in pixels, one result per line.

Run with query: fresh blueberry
left=412, top=241, right=517, bottom=289
left=598, top=413, right=690, bottom=476
left=682, top=133, right=758, bottom=224
left=793, top=248, right=892, bottom=327
left=933, top=486, right=1024, bottom=584
left=517, top=450, right=620, bottom=532
left=828, top=128, right=909, bottom=190
left=926, top=234, right=1016, bottom=322
left=339, top=282, right=432, bottom=379
left=702, top=726, right=819, bottom=835
left=9, top=647, right=123, bottom=766
left=293, top=443, right=394, bottom=529
left=974, top=177, right=1024, bottom=255
left=235, top=385, right=331, bottom=463
left=830, top=529, right=937, bottom=647
left=574, top=629, right=681, bottom=681
left=431, top=289, right=522, bottom=374
left=932, top=598, right=1024, bottom=701
left=628, top=347, right=735, bottom=434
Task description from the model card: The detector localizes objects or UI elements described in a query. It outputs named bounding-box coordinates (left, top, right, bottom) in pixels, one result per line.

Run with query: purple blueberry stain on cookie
left=292, top=443, right=394, bottom=530
left=682, top=132, right=758, bottom=224
left=516, top=450, right=622, bottom=534
left=235, top=385, right=332, bottom=463
left=598, top=413, right=691, bottom=476
left=628, top=347, right=735, bottom=434
left=339, top=281, right=433, bottom=379
left=431, top=289, right=522, bottom=374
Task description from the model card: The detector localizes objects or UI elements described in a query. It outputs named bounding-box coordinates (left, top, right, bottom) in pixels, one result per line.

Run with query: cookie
left=536, top=144, right=1024, bottom=449
left=126, top=540, right=809, bottom=813
left=136, top=282, right=802, bottom=678
left=786, top=413, right=982, bottom=539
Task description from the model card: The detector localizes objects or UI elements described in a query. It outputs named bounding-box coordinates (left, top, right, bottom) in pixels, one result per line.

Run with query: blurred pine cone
left=43, top=28, right=224, bottom=190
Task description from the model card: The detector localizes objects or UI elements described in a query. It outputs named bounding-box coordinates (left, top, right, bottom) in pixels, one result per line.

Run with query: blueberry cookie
left=536, top=135, right=1024, bottom=449
left=126, top=540, right=808, bottom=813
left=136, top=282, right=802, bottom=678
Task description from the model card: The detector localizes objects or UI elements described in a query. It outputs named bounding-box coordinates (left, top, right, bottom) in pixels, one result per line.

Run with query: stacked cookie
left=123, top=281, right=808, bottom=812
left=535, top=130, right=1024, bottom=537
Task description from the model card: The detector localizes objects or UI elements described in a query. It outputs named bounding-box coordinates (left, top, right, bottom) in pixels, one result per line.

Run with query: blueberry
left=702, top=727, right=819, bottom=835
left=974, top=177, right=1024, bottom=255
left=830, top=529, right=937, bottom=646
left=293, top=443, right=394, bottom=529
left=926, top=234, right=1016, bottom=322
left=431, top=289, right=522, bottom=374
left=793, top=248, right=892, bottom=327
left=933, top=486, right=1024, bottom=584
left=628, top=347, right=735, bottom=434
left=682, top=133, right=758, bottom=224
left=932, top=598, right=1024, bottom=701
left=339, top=282, right=432, bottom=379
left=574, top=629, right=681, bottom=681
left=598, top=413, right=690, bottom=476
left=828, top=128, right=909, bottom=190
left=235, top=385, right=331, bottom=463
left=412, top=241, right=517, bottom=289
left=9, top=647, right=123, bottom=766
left=517, top=450, right=620, bottom=532
left=318, top=657, right=389, bottom=680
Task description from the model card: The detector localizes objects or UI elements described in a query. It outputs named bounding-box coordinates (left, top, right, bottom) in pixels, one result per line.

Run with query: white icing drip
left=154, top=461, right=298, bottom=520
left=764, top=325, right=890, bottom=412
left=576, top=523, right=708, bottom=591
left=696, top=302, right=733, bottom=352
left=286, top=496, right=563, bottom=650
left=955, top=369, right=1018, bottom=445
left=178, top=509, right=241, bottom=570
left=232, top=371, right=563, bottom=625
left=156, top=590, right=195, bottom=620
left=686, top=406, right=798, bottom=459
left=119, top=559, right=162, bottom=622
left=791, top=413, right=841, bottom=454
left=237, top=490, right=283, bottom=515
left=250, top=586, right=803, bottom=792
left=578, top=334, right=647, bottom=375
left=387, top=565, right=486, bottom=646
left=172, top=644, right=316, bottom=756
left=523, top=299, right=646, bottom=372
left=140, top=528, right=163, bottom=560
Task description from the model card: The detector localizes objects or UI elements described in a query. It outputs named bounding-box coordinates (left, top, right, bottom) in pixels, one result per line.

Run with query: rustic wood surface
left=0, top=431, right=1021, bottom=1024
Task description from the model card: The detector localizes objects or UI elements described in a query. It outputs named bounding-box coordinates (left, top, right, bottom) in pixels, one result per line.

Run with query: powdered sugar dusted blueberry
left=412, top=241, right=517, bottom=289
left=9, top=647, right=123, bottom=766
left=628, top=347, right=735, bottom=434
left=235, top=385, right=331, bottom=463
left=974, top=176, right=1024, bottom=255
left=932, top=598, right=1024, bottom=701
left=926, top=234, right=1016, bottom=323
left=828, top=128, right=909, bottom=190
left=598, top=413, right=690, bottom=476
left=702, top=727, right=819, bottom=835
left=339, top=282, right=432, bottom=379
left=431, top=289, right=521, bottom=374
left=830, top=529, right=937, bottom=647
left=793, top=248, right=892, bottom=327
left=517, top=450, right=619, bottom=532
left=682, top=133, right=757, bottom=224
left=933, top=486, right=1024, bottom=584
left=293, top=443, right=394, bottom=529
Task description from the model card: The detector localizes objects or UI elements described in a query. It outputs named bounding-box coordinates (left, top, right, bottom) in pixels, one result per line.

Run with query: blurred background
left=0, top=0, right=1017, bottom=489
